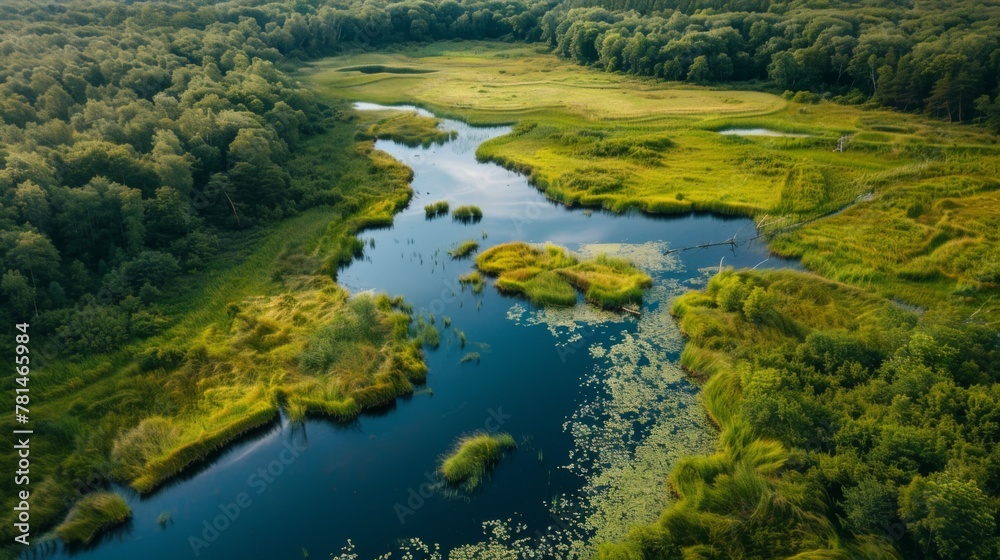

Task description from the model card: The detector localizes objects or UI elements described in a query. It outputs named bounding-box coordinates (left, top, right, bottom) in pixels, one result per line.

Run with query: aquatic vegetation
left=493, top=244, right=711, bottom=557
left=476, top=242, right=652, bottom=308
left=448, top=240, right=480, bottom=259
left=452, top=205, right=483, bottom=222
left=458, top=271, right=485, bottom=294
left=363, top=111, right=456, bottom=147
left=156, top=511, right=171, bottom=527
left=458, top=352, right=481, bottom=364
left=412, top=315, right=441, bottom=349
left=424, top=200, right=449, bottom=218
left=55, top=492, right=131, bottom=545
left=439, top=433, right=516, bottom=491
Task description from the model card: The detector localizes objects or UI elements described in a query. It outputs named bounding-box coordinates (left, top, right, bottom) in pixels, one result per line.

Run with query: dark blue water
left=26, top=104, right=796, bottom=560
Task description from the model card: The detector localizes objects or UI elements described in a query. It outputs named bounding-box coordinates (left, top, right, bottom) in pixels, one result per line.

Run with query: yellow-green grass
left=360, top=110, right=456, bottom=147
left=458, top=270, right=485, bottom=293
left=439, top=432, right=516, bottom=491
left=448, top=240, right=480, bottom=259
left=0, top=110, right=424, bottom=539
left=424, top=199, right=449, bottom=218
left=475, top=242, right=652, bottom=308
left=452, top=204, right=483, bottom=222
left=306, top=40, right=999, bottom=319
left=55, top=492, right=131, bottom=546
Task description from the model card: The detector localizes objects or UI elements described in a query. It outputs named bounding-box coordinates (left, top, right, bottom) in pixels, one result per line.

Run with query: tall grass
left=458, top=271, right=485, bottom=293
left=452, top=205, right=483, bottom=222
left=424, top=200, right=449, bottom=218
left=55, top=492, right=131, bottom=546
left=439, top=433, right=516, bottom=491
left=448, top=240, right=480, bottom=258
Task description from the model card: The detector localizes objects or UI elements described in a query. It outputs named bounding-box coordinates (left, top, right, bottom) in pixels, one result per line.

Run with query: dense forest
left=1, top=0, right=999, bottom=558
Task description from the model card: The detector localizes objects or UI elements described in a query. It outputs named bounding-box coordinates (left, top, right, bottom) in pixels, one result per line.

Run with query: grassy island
left=363, top=111, right=456, bottom=147
left=439, top=433, right=516, bottom=491
left=475, top=242, right=652, bottom=308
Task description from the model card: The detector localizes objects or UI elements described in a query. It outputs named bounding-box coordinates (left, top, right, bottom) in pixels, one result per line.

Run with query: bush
left=742, top=287, right=775, bottom=323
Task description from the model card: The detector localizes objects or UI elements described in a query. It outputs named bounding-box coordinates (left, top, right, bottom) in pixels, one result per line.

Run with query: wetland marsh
left=26, top=103, right=794, bottom=560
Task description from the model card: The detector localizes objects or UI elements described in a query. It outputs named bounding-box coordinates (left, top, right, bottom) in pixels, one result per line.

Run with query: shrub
left=742, top=287, right=775, bottom=323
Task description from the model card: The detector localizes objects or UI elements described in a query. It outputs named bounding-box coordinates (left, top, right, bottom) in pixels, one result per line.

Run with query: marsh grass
left=475, top=242, right=651, bottom=308
left=412, top=315, right=441, bottom=349
left=459, top=271, right=485, bottom=293
left=439, top=433, right=516, bottom=491
left=362, top=111, right=456, bottom=147
left=452, top=205, right=483, bottom=222
left=424, top=200, right=449, bottom=218
left=55, top=492, right=131, bottom=546
left=448, top=240, right=480, bottom=259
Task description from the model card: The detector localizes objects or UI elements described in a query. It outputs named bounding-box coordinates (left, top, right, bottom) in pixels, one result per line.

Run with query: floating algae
left=446, top=242, right=717, bottom=558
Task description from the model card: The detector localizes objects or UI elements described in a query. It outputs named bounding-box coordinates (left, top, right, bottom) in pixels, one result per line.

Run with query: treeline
left=0, top=0, right=328, bottom=353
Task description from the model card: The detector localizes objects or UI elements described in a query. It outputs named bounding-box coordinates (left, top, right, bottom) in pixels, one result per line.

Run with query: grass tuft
left=452, top=205, right=483, bottom=223
left=424, top=200, right=449, bottom=218
left=448, top=240, right=480, bottom=259
left=439, top=432, right=516, bottom=491
left=55, top=492, right=131, bottom=546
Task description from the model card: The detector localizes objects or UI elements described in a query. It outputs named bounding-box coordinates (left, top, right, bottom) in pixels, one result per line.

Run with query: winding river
left=27, top=104, right=797, bottom=560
